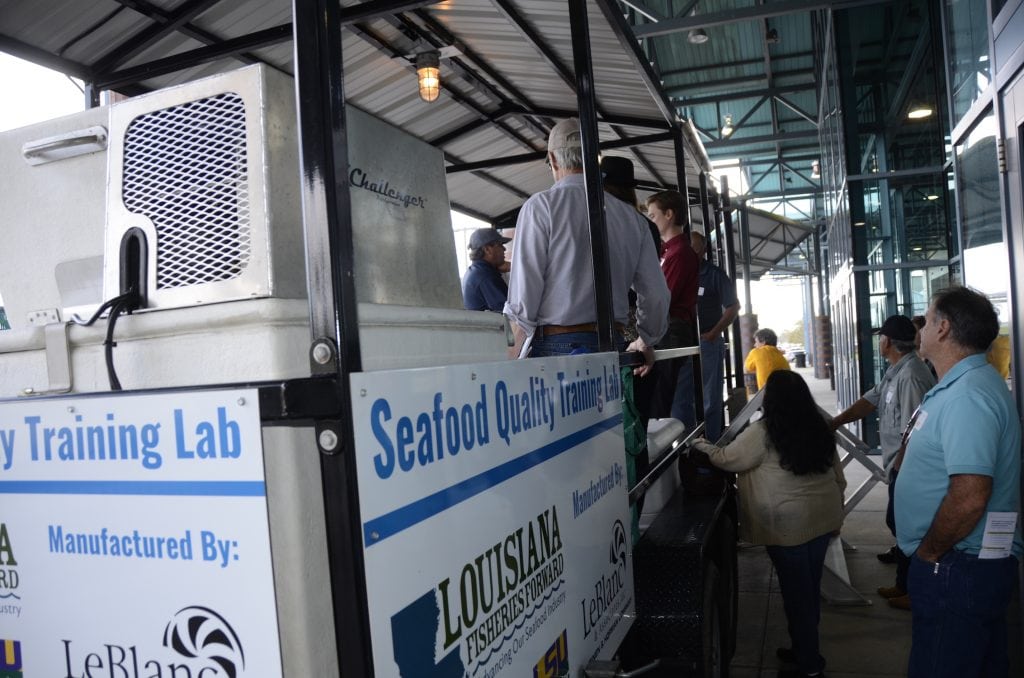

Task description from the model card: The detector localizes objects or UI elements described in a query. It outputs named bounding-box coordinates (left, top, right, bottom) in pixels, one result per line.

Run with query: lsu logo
left=0, top=639, right=23, bottom=677
left=533, top=630, right=568, bottom=678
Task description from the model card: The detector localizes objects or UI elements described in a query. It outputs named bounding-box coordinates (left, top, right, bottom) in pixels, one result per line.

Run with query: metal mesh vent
left=122, top=92, right=251, bottom=290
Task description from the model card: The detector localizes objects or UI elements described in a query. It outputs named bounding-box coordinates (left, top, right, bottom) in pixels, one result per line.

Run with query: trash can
left=794, top=351, right=806, bottom=368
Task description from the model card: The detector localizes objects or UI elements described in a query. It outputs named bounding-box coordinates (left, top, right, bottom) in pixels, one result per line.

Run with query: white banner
left=352, top=353, right=634, bottom=678
left=0, top=389, right=281, bottom=677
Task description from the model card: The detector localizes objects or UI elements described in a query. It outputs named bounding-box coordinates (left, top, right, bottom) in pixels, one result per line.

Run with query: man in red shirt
left=646, top=190, right=701, bottom=428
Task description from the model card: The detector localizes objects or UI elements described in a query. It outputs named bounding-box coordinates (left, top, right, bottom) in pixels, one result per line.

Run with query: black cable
left=103, top=297, right=133, bottom=391
left=74, top=291, right=141, bottom=391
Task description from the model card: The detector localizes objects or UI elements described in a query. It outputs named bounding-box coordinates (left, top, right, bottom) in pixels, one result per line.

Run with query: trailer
left=0, top=2, right=737, bottom=676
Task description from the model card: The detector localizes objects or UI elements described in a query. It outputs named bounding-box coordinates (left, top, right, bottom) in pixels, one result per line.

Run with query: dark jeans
left=529, top=331, right=626, bottom=357
left=907, top=550, right=1018, bottom=678
left=766, top=533, right=831, bottom=675
left=699, top=336, right=725, bottom=441
left=633, top=318, right=697, bottom=430
left=886, top=467, right=910, bottom=591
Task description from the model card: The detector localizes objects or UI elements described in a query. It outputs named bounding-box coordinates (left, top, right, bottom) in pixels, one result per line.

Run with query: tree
left=780, top=320, right=804, bottom=345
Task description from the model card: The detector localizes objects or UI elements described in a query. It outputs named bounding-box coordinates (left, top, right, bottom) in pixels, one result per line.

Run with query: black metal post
left=672, top=124, right=691, bottom=229
left=568, top=0, right=615, bottom=351
left=722, top=179, right=743, bottom=391
left=292, top=1, right=371, bottom=676
left=698, top=172, right=714, bottom=263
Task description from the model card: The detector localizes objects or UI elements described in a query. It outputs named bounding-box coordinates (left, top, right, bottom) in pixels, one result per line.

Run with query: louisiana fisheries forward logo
left=62, top=606, right=245, bottom=677
left=390, top=506, right=565, bottom=677
left=0, top=523, right=21, bottom=619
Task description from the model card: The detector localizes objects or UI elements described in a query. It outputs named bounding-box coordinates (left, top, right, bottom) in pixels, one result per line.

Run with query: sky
left=0, top=52, right=805, bottom=333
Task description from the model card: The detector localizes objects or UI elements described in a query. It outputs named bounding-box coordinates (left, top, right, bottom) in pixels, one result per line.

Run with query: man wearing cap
left=503, top=118, right=668, bottom=366
left=897, top=287, right=1021, bottom=677
left=831, top=313, right=935, bottom=608
left=690, top=225, right=740, bottom=441
left=462, top=228, right=511, bottom=312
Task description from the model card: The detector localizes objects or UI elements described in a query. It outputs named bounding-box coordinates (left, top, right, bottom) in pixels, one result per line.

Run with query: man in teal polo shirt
left=895, top=286, right=1022, bottom=678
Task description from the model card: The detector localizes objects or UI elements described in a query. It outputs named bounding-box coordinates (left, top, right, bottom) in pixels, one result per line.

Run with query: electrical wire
left=75, top=291, right=141, bottom=391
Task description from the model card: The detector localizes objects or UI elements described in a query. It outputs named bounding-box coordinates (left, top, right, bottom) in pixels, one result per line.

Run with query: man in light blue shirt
left=895, top=286, right=1022, bottom=678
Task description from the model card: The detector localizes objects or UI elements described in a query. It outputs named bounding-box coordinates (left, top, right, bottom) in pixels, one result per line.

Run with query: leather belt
left=539, top=322, right=624, bottom=337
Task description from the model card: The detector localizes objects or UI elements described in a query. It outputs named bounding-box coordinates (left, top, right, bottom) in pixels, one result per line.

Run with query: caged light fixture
left=810, top=160, right=821, bottom=179
left=721, top=114, right=734, bottom=137
left=416, top=50, right=441, bottom=102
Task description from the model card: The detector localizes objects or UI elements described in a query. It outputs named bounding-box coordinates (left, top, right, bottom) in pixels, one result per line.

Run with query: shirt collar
left=926, top=352, right=988, bottom=397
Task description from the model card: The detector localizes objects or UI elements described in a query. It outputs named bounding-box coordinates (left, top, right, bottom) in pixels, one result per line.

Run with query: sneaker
left=776, top=647, right=797, bottom=663
left=876, top=585, right=906, bottom=599
left=877, top=545, right=899, bottom=564
left=888, top=594, right=911, bottom=610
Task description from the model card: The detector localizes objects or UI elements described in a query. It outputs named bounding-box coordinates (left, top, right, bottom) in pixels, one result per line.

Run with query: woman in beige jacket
left=693, top=370, right=846, bottom=678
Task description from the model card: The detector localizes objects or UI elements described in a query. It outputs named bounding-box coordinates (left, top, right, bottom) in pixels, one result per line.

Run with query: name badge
left=885, top=389, right=894, bottom=404
left=698, top=286, right=705, bottom=296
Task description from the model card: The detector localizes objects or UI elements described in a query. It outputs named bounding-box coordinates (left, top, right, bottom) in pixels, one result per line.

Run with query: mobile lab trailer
left=0, top=1, right=737, bottom=676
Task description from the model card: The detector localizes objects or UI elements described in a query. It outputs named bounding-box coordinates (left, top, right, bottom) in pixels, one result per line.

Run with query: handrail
left=628, top=422, right=705, bottom=504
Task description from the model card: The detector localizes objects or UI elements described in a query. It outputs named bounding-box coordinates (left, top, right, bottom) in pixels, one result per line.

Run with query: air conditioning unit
left=103, top=64, right=305, bottom=310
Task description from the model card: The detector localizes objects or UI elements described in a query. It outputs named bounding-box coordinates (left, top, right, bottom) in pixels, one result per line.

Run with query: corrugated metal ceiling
left=0, top=0, right=822, bottom=277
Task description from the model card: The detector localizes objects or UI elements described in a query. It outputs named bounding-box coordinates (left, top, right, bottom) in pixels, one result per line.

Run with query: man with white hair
left=503, top=118, right=668, bottom=370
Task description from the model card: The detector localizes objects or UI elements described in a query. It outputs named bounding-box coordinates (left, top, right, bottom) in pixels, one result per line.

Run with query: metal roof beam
left=595, top=0, right=677, bottom=125
left=659, top=51, right=815, bottom=78
left=445, top=131, right=675, bottom=173
left=0, top=34, right=92, bottom=79
left=94, top=24, right=292, bottom=90
left=674, top=83, right=814, bottom=106
left=108, top=0, right=261, bottom=67
left=632, top=0, right=893, bottom=38
left=93, top=0, right=222, bottom=74
left=704, top=130, right=819, bottom=149
left=668, top=67, right=815, bottom=91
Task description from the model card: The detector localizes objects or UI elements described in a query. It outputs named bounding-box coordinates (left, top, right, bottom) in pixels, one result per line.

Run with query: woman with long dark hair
left=693, top=370, right=846, bottom=678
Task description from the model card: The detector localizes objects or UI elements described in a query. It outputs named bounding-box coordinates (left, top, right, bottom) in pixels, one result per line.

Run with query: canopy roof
left=0, top=0, right=817, bottom=277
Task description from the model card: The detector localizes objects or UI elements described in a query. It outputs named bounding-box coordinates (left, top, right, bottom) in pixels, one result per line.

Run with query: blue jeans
left=907, top=550, right=1018, bottom=678
left=529, top=332, right=625, bottom=358
left=699, top=336, right=725, bottom=441
left=766, top=533, right=831, bottom=675
left=670, top=356, right=696, bottom=429
left=886, top=467, right=909, bottom=591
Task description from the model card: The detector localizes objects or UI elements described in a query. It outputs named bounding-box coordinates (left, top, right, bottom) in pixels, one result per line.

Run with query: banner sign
left=352, top=354, right=634, bottom=677
left=0, top=389, right=282, bottom=677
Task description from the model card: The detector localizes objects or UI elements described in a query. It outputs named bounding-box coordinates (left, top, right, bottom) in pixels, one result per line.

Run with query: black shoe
left=776, top=647, right=797, bottom=664
left=877, top=545, right=898, bottom=564
left=777, top=671, right=825, bottom=678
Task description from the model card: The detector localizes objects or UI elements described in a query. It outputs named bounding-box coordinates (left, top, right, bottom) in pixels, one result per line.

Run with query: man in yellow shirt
left=744, top=328, right=791, bottom=390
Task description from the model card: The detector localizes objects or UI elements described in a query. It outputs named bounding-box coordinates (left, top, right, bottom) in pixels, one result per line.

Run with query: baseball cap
left=547, top=118, right=582, bottom=152
left=468, top=228, right=511, bottom=250
left=874, top=314, right=917, bottom=341
left=600, top=156, right=636, bottom=187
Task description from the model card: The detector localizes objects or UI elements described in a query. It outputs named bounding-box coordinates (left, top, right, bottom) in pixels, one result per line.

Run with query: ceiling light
left=907, top=105, right=933, bottom=120
left=687, top=8, right=708, bottom=44
left=912, top=246, right=924, bottom=251
left=688, top=28, right=709, bottom=44
left=416, top=50, right=441, bottom=102
left=766, top=28, right=780, bottom=44
left=926, top=193, right=939, bottom=200
left=810, top=160, right=821, bottom=179
left=721, top=114, right=734, bottom=137
left=853, top=220, right=866, bottom=226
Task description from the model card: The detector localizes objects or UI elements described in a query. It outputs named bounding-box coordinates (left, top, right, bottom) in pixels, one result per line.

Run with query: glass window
left=946, top=0, right=992, bottom=123
left=956, top=110, right=1009, bottom=319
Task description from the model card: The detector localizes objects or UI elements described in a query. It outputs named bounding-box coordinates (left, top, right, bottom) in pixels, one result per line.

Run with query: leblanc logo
left=164, top=606, right=245, bottom=678
left=608, top=520, right=626, bottom=568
